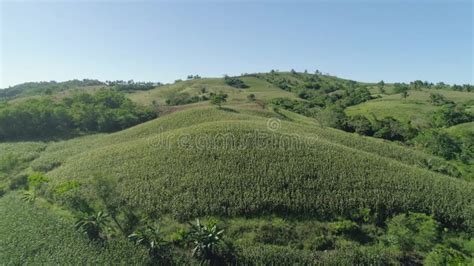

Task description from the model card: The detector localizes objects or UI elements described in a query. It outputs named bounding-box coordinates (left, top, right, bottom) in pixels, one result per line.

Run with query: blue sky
left=1, top=0, right=472, bottom=88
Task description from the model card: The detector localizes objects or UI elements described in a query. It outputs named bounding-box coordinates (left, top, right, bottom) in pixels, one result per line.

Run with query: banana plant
left=128, top=226, right=170, bottom=262
left=187, top=219, right=224, bottom=264
left=75, top=211, right=110, bottom=241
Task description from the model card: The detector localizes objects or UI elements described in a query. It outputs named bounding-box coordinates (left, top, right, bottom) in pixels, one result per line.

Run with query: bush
left=246, top=94, right=256, bottom=102
left=28, top=172, right=49, bottom=188
left=255, top=223, right=296, bottom=246
left=316, top=106, right=347, bottom=129
left=9, top=174, right=28, bottom=190
left=413, top=130, right=462, bottom=160
left=424, top=245, right=467, bottom=265
left=346, top=115, right=374, bottom=136
left=372, top=117, right=416, bottom=142
left=224, top=76, right=248, bottom=89
left=165, top=92, right=202, bottom=106
left=0, top=153, right=19, bottom=173
left=210, top=93, right=228, bottom=108
left=385, top=212, right=439, bottom=255
left=431, top=104, right=473, bottom=128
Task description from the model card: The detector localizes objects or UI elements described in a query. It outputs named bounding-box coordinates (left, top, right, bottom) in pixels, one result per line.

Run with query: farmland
left=0, top=72, right=473, bottom=264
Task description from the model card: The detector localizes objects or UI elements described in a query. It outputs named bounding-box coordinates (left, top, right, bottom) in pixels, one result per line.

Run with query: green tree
left=385, top=213, right=439, bottom=263
left=431, top=104, right=473, bottom=127
left=373, top=117, right=416, bottom=141
left=210, top=93, right=228, bottom=108
left=346, top=115, right=374, bottom=135
left=316, top=106, right=348, bottom=129
left=413, top=130, right=461, bottom=160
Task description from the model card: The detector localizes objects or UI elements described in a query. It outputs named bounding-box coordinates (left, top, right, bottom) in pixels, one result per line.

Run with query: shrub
left=385, top=212, right=439, bottom=255
left=255, top=223, right=296, bottom=246
left=28, top=172, right=49, bottom=188
left=9, top=174, right=28, bottom=190
left=165, top=92, right=201, bottom=105
left=224, top=76, right=248, bottom=89
left=346, top=115, right=374, bottom=136
left=210, top=93, right=228, bottom=108
left=0, top=153, right=19, bottom=172
left=327, top=220, right=359, bottom=235
left=424, top=245, right=467, bottom=265
left=372, top=117, right=416, bottom=141
left=246, top=94, right=256, bottom=102
left=431, top=104, right=473, bottom=128
left=413, top=130, right=462, bottom=160
left=316, top=106, right=347, bottom=129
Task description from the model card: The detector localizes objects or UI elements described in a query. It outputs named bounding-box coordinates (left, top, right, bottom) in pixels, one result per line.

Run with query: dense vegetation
left=0, top=72, right=472, bottom=264
left=0, top=89, right=156, bottom=140
left=0, top=79, right=105, bottom=100
left=261, top=72, right=473, bottom=178
left=106, top=80, right=161, bottom=92
left=224, top=75, right=249, bottom=89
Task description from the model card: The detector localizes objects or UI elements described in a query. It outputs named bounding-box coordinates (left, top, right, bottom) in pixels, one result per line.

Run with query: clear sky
left=0, top=0, right=472, bottom=88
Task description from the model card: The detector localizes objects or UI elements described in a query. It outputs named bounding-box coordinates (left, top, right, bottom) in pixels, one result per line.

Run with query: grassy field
left=128, top=76, right=297, bottom=107
left=346, top=89, right=474, bottom=127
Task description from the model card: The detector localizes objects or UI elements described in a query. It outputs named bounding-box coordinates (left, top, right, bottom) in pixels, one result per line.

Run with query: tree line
left=0, top=89, right=157, bottom=140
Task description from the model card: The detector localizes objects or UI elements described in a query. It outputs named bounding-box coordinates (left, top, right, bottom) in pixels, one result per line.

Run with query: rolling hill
left=0, top=72, right=473, bottom=264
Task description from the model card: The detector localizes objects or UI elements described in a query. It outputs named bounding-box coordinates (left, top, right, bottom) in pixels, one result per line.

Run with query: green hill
left=43, top=106, right=473, bottom=229
left=1, top=72, right=473, bottom=264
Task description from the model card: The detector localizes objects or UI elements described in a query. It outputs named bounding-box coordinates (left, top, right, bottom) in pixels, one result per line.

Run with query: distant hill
left=0, top=79, right=105, bottom=100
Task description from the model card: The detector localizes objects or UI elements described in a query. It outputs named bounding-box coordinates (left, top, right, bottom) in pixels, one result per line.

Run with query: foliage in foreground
left=0, top=193, right=149, bottom=264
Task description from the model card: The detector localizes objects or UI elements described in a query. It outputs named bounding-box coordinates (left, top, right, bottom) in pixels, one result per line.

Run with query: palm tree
left=75, top=211, right=110, bottom=241
left=129, top=226, right=170, bottom=262
left=187, top=219, right=224, bottom=265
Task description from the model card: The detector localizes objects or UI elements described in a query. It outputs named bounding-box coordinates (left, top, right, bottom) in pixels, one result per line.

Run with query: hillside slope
left=32, top=106, right=473, bottom=229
